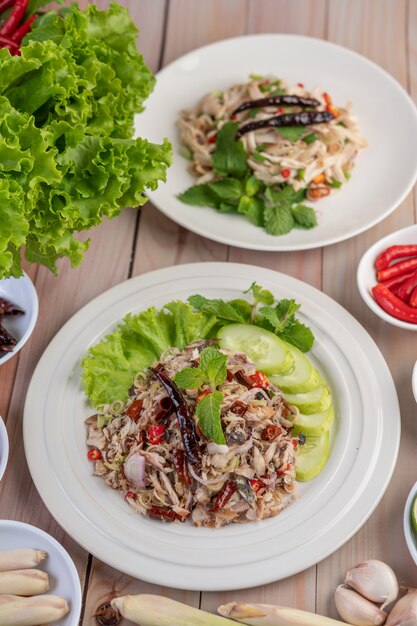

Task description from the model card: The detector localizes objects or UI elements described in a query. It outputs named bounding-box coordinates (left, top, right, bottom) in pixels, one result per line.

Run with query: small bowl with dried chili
left=0, top=272, right=38, bottom=364
left=357, top=224, right=417, bottom=330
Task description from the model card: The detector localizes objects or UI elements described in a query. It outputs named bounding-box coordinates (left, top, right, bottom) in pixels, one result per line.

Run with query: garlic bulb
left=345, top=560, right=399, bottom=608
left=386, top=589, right=417, bottom=625
left=334, top=585, right=387, bottom=626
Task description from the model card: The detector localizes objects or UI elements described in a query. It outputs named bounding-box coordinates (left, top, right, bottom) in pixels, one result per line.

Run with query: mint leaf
left=279, top=320, right=314, bottom=352
left=264, top=203, right=294, bottom=235
left=188, top=294, right=250, bottom=323
left=199, top=347, right=227, bottom=388
left=196, top=391, right=226, bottom=444
left=212, top=122, right=248, bottom=178
left=276, top=127, right=306, bottom=142
left=245, top=282, right=274, bottom=306
left=291, top=204, right=317, bottom=229
left=237, top=195, right=264, bottom=226
left=178, top=184, right=220, bottom=208
left=245, top=175, right=261, bottom=196
left=173, top=368, right=207, bottom=389
left=303, top=132, right=317, bottom=145
left=259, top=299, right=300, bottom=333
left=207, top=178, right=243, bottom=203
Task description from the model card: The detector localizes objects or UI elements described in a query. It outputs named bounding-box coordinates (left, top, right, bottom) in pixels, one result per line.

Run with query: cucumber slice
left=217, top=324, right=294, bottom=374
left=284, top=384, right=331, bottom=414
left=292, top=405, right=334, bottom=436
left=270, top=342, right=321, bottom=393
left=296, top=431, right=330, bottom=481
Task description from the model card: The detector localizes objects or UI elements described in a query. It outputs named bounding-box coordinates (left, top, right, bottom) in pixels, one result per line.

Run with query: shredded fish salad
left=86, top=340, right=302, bottom=528
left=178, top=75, right=366, bottom=198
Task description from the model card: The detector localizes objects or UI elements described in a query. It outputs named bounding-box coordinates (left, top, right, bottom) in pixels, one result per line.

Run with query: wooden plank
left=318, top=0, right=417, bottom=619
left=247, top=0, right=327, bottom=38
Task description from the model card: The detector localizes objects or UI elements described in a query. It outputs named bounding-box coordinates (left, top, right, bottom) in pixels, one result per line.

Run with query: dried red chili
left=126, top=398, right=143, bottom=421
left=173, top=449, right=191, bottom=486
left=230, top=401, right=247, bottom=416
left=208, top=480, right=237, bottom=512
left=262, top=424, right=282, bottom=441
left=148, top=506, right=178, bottom=522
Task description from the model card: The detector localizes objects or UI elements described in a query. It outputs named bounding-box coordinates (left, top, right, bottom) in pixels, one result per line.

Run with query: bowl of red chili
left=357, top=224, right=417, bottom=330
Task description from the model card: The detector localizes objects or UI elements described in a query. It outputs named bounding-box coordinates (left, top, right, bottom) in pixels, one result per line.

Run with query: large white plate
left=136, top=34, right=417, bottom=251
left=23, top=263, right=400, bottom=590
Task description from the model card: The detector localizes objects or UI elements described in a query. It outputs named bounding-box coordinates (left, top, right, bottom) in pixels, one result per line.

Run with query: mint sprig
left=173, top=346, right=227, bottom=390
left=195, top=391, right=226, bottom=445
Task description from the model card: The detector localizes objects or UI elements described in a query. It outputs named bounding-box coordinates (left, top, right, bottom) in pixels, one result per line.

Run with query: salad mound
left=0, top=2, right=171, bottom=278
left=86, top=343, right=300, bottom=527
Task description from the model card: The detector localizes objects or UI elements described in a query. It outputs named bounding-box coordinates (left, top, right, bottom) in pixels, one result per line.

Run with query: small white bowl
left=0, top=520, right=82, bottom=626
left=0, top=416, right=9, bottom=481
left=357, top=224, right=417, bottom=330
left=404, top=481, right=417, bottom=567
left=0, top=272, right=38, bottom=365
left=413, top=361, right=417, bottom=403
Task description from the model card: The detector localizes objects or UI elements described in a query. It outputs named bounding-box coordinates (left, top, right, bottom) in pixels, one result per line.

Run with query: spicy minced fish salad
left=177, top=75, right=366, bottom=236
left=86, top=341, right=301, bottom=528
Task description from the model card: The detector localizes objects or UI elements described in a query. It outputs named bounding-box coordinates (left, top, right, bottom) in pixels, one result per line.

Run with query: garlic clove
left=335, top=585, right=387, bottom=626
left=345, top=560, right=399, bottom=608
left=386, top=589, right=417, bottom=625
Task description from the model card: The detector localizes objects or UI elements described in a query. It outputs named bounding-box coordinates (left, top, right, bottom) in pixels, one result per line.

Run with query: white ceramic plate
left=0, top=416, right=9, bottom=481
left=0, top=520, right=82, bottom=626
left=23, top=263, right=400, bottom=590
left=136, top=34, right=417, bottom=251
left=357, top=224, right=417, bottom=330
left=0, top=272, right=39, bottom=365
left=403, top=481, right=417, bottom=567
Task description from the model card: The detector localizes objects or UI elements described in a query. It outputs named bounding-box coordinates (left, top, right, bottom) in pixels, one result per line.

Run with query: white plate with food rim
left=135, top=34, right=417, bottom=251
left=23, top=263, right=400, bottom=590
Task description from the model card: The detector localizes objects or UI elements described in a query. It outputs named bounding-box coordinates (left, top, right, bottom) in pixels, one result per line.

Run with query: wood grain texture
left=247, top=0, right=328, bottom=37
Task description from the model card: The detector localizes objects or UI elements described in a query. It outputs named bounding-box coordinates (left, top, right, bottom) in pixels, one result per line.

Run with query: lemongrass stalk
left=218, top=602, right=348, bottom=625
left=0, top=569, right=49, bottom=595
left=111, top=594, right=237, bottom=626
left=0, top=550, right=47, bottom=573
left=0, top=595, right=68, bottom=626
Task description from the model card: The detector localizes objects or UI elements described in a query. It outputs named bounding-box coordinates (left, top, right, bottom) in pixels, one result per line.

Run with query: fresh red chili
left=0, top=0, right=27, bottom=35
left=87, top=448, right=102, bottom=461
left=249, top=479, right=266, bottom=493
left=196, top=389, right=211, bottom=403
left=230, top=401, right=247, bottom=416
left=0, top=34, right=18, bottom=53
left=246, top=371, right=270, bottom=389
left=262, top=424, right=282, bottom=441
left=375, top=244, right=417, bottom=271
left=394, top=270, right=417, bottom=303
left=148, top=506, right=178, bottom=522
left=127, top=398, right=143, bottom=421
left=277, top=463, right=291, bottom=476
left=147, top=425, right=166, bottom=445
left=209, top=480, right=237, bottom=512
left=410, top=286, right=417, bottom=307
left=0, top=0, right=14, bottom=15
left=372, top=283, right=417, bottom=324
left=208, top=134, right=216, bottom=144
left=125, top=491, right=137, bottom=501
left=381, top=269, right=417, bottom=290
left=291, top=439, right=298, bottom=448
left=173, top=449, right=191, bottom=486
left=10, top=12, right=36, bottom=43
left=281, top=168, right=291, bottom=179
left=377, top=257, right=417, bottom=282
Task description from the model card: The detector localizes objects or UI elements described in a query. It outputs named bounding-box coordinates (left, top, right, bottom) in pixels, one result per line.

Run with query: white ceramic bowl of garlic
left=0, top=520, right=81, bottom=626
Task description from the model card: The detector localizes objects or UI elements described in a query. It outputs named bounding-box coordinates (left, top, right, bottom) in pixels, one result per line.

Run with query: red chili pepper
left=10, top=12, right=36, bottom=43
left=297, top=82, right=304, bottom=88
left=394, top=270, right=417, bottom=303
left=381, top=269, right=417, bottom=290
left=230, top=401, right=247, bottom=416
left=377, top=257, right=417, bottom=282
left=291, top=439, right=298, bottom=448
left=209, top=479, right=236, bottom=512
left=196, top=389, right=212, bottom=403
left=246, top=371, right=270, bottom=389
left=148, top=506, right=178, bottom=522
left=173, top=449, right=191, bottom=486
left=87, top=448, right=102, bottom=461
left=125, top=491, right=137, bottom=501
left=0, top=34, right=18, bottom=53
left=154, top=396, right=174, bottom=422
left=323, top=92, right=332, bottom=106
left=1, top=0, right=27, bottom=36
left=208, top=134, right=216, bottom=144
left=147, top=425, right=166, bottom=445
left=375, top=244, right=417, bottom=271
left=127, top=398, right=143, bottom=421
left=277, top=463, right=291, bottom=476
left=372, top=284, right=417, bottom=324
left=410, top=286, right=417, bottom=307
left=226, top=369, right=235, bottom=382
left=281, top=168, right=291, bottom=179
left=249, top=479, right=266, bottom=493
left=262, top=424, right=282, bottom=441
left=0, top=0, right=15, bottom=14
left=307, top=186, right=330, bottom=201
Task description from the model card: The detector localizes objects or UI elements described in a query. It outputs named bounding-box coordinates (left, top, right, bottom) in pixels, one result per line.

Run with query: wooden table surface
left=1, top=0, right=417, bottom=623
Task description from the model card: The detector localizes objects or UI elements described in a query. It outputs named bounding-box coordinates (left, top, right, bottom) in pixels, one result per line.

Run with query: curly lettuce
left=0, top=2, right=171, bottom=277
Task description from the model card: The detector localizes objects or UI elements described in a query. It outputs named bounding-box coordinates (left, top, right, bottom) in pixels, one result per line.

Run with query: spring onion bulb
left=111, top=594, right=237, bottom=625
left=218, top=602, right=348, bottom=625
left=0, top=595, right=68, bottom=626
left=0, top=550, right=47, bottom=573
left=0, top=569, right=49, bottom=595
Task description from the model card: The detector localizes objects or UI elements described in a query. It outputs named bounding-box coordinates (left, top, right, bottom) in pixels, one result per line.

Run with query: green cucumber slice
left=296, top=431, right=330, bottom=481
left=283, top=384, right=331, bottom=414
left=292, top=405, right=334, bottom=436
left=270, top=342, right=321, bottom=393
left=217, top=324, right=294, bottom=374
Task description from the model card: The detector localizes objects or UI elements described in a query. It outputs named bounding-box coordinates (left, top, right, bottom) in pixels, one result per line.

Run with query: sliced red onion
left=267, top=472, right=277, bottom=490
left=187, top=463, right=231, bottom=485
left=123, top=453, right=146, bottom=488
